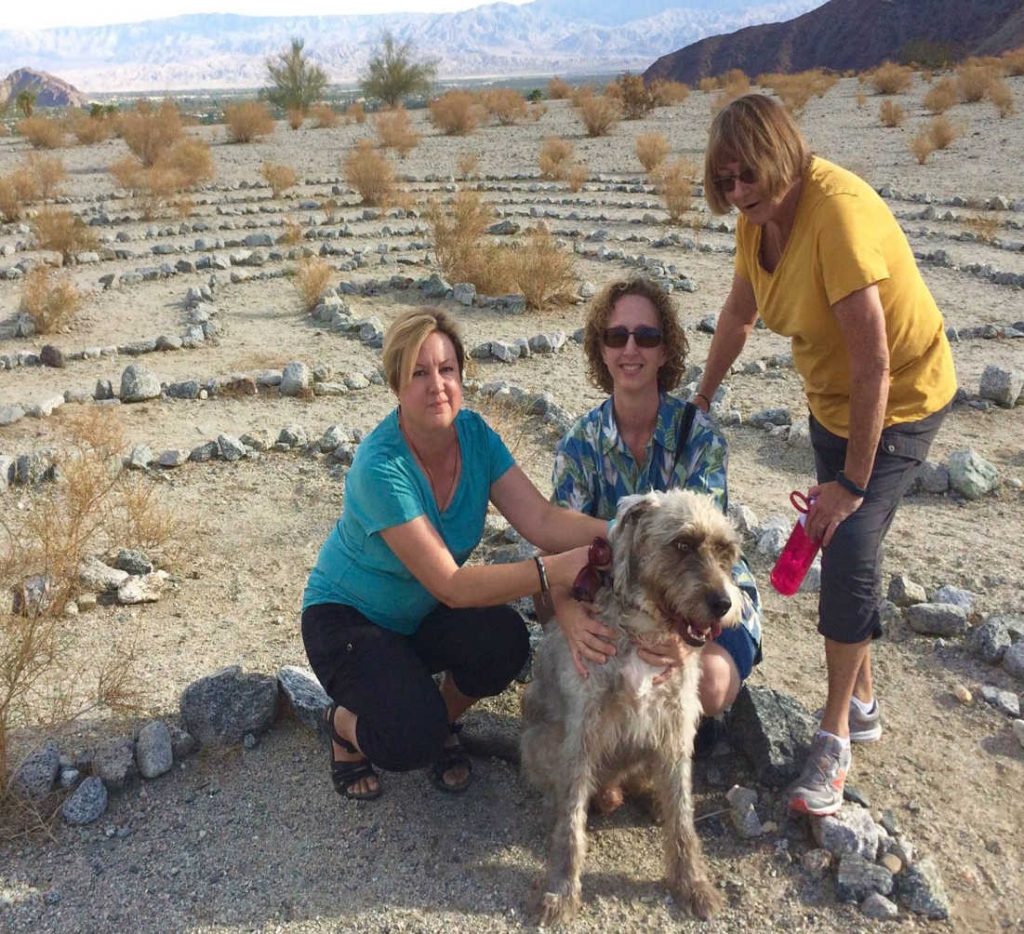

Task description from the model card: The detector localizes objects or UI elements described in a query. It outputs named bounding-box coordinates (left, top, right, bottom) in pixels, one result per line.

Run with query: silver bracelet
left=533, top=555, right=550, bottom=595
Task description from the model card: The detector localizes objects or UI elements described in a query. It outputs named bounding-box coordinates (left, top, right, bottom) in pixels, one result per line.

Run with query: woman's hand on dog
left=552, top=589, right=617, bottom=678
left=638, top=632, right=697, bottom=685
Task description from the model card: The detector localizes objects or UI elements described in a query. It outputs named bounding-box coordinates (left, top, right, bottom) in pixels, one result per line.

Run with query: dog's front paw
left=681, top=879, right=722, bottom=920
left=536, top=890, right=581, bottom=928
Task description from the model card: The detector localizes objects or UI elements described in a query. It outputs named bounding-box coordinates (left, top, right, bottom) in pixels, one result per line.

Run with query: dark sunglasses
left=712, top=167, right=756, bottom=193
left=571, top=537, right=613, bottom=603
left=602, top=326, right=663, bottom=349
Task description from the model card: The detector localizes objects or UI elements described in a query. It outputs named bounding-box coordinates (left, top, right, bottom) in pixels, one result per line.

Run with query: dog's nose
left=707, top=592, right=732, bottom=618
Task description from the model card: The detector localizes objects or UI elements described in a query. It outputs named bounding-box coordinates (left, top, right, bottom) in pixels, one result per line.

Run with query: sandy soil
left=1, top=75, right=1023, bottom=932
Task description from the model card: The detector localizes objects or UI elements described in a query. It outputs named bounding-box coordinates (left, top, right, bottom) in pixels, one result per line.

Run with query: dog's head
left=607, top=489, right=742, bottom=646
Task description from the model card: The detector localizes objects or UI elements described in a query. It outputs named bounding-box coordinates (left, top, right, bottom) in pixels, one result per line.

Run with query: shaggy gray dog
left=521, top=489, right=742, bottom=926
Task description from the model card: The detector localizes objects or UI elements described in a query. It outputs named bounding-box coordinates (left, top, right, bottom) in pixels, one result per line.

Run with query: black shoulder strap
left=671, top=401, right=698, bottom=475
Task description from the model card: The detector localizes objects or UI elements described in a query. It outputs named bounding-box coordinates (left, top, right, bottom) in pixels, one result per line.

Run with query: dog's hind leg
left=535, top=714, right=599, bottom=927
left=654, top=753, right=722, bottom=920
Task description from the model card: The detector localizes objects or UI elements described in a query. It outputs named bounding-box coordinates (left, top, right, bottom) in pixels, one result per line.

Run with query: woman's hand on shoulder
left=552, top=590, right=617, bottom=679
left=637, top=632, right=697, bottom=685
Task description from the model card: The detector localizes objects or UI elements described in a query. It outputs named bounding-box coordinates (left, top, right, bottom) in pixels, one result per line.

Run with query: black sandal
left=429, top=721, right=473, bottom=794
left=323, top=704, right=382, bottom=801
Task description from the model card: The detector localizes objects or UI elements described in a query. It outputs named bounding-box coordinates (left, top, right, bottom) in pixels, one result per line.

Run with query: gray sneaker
left=849, top=698, right=882, bottom=743
left=787, top=732, right=851, bottom=817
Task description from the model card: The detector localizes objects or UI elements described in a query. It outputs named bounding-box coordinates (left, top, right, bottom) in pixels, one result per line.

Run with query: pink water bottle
left=770, top=491, right=821, bottom=596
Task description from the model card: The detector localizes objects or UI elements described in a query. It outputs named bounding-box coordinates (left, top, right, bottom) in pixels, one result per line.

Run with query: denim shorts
left=715, top=622, right=761, bottom=682
left=810, top=404, right=949, bottom=644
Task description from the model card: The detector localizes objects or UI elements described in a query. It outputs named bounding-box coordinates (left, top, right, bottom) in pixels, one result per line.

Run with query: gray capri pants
left=810, top=403, right=949, bottom=644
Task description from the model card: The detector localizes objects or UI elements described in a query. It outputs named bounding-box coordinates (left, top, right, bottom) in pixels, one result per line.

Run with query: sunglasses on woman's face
left=712, top=167, right=756, bottom=193
left=602, top=326, right=663, bottom=349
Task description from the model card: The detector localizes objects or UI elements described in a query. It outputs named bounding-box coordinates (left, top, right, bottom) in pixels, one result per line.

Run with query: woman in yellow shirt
left=696, top=94, right=955, bottom=817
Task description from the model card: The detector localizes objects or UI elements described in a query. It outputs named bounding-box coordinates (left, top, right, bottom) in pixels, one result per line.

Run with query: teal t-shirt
left=302, top=408, right=515, bottom=634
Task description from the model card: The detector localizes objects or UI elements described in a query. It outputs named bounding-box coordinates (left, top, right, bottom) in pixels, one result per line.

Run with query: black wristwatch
left=835, top=470, right=868, bottom=497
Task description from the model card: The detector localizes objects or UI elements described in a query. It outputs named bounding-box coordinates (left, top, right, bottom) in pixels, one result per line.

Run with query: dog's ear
left=610, top=494, right=657, bottom=601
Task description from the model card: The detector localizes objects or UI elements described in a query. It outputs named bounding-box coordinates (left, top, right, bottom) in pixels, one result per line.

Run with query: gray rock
left=120, top=364, right=162, bottom=403
left=887, top=574, right=927, bottom=607
left=420, top=273, right=452, bottom=299
left=59, top=767, right=80, bottom=789
left=947, top=449, right=998, bottom=499
left=318, top=425, right=353, bottom=453
left=980, top=685, right=1020, bottom=718
left=917, top=460, right=950, bottom=493
left=126, top=444, right=153, bottom=469
left=1002, top=642, right=1024, bottom=680
left=11, top=741, right=60, bottom=799
left=16, top=451, right=53, bottom=485
left=180, top=665, right=279, bottom=746
left=79, top=556, right=129, bottom=593
left=277, top=424, right=308, bottom=448
left=749, top=407, right=791, bottom=428
left=168, top=723, right=198, bottom=759
left=39, top=344, right=66, bottom=368
left=166, top=379, right=201, bottom=400
left=280, top=362, right=311, bottom=397
left=452, top=282, right=476, bottom=305
left=860, top=892, right=899, bottom=920
left=978, top=364, right=1024, bottom=407
left=970, top=617, right=1012, bottom=664
left=490, top=340, right=521, bottom=363
left=813, top=805, right=880, bottom=859
left=61, top=777, right=108, bottom=825
left=726, top=686, right=816, bottom=787
left=905, top=603, right=969, bottom=637
left=117, top=573, right=163, bottom=605
left=93, top=738, right=137, bottom=791
left=115, top=549, right=153, bottom=574
left=931, top=584, right=975, bottom=610
left=0, top=404, right=26, bottom=427
left=835, top=854, right=894, bottom=902
left=727, top=503, right=759, bottom=538
left=277, top=665, right=330, bottom=733
left=158, top=449, right=187, bottom=468
left=135, top=720, right=173, bottom=779
left=897, top=855, right=950, bottom=920
left=343, top=373, right=370, bottom=391
left=0, top=455, right=13, bottom=488
left=217, top=434, right=247, bottom=462
left=189, top=441, right=219, bottom=462
left=755, top=520, right=790, bottom=560
left=239, top=431, right=273, bottom=452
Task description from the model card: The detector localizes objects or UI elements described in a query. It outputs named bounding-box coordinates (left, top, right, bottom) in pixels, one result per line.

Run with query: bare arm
left=806, top=283, right=890, bottom=546
left=695, top=273, right=758, bottom=411
left=380, top=515, right=591, bottom=610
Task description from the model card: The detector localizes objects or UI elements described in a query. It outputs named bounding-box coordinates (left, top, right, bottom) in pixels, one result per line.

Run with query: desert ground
left=1, top=74, right=1023, bottom=932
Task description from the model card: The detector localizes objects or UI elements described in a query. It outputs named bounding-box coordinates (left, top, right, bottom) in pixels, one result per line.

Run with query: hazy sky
left=0, top=0, right=533, bottom=32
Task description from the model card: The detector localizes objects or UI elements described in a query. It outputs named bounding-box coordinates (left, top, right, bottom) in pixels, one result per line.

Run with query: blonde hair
left=583, top=277, right=688, bottom=394
left=382, top=307, right=466, bottom=393
left=703, top=94, right=811, bottom=215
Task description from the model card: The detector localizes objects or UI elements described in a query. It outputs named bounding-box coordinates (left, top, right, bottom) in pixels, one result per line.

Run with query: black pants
left=810, top=404, right=949, bottom=644
left=301, top=602, right=529, bottom=771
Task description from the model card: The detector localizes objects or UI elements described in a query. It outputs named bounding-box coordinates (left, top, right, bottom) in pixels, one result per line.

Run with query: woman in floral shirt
left=552, top=278, right=762, bottom=799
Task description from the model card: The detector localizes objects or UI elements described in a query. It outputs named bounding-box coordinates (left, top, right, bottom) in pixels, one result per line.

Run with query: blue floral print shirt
left=552, top=393, right=762, bottom=650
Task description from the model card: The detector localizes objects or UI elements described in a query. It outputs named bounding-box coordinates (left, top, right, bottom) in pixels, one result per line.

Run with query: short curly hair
left=582, top=277, right=689, bottom=394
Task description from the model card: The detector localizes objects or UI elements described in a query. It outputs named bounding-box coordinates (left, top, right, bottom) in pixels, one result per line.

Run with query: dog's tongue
left=676, top=616, right=722, bottom=648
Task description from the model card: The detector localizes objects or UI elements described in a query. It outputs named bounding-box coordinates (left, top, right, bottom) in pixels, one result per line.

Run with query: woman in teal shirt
left=302, top=308, right=607, bottom=800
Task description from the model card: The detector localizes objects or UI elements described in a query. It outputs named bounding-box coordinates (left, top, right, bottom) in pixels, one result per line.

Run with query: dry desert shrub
left=928, top=115, right=958, bottom=149
left=286, top=108, right=305, bottom=130
left=698, top=76, right=719, bottom=92
left=293, top=256, right=333, bottom=311
left=345, top=101, right=367, bottom=124
left=758, top=69, right=837, bottom=116
left=343, top=139, right=396, bottom=206
left=569, top=85, right=594, bottom=108
left=656, top=158, right=697, bottom=223
left=649, top=79, right=689, bottom=106
left=375, top=106, right=421, bottom=157
left=635, top=132, right=670, bottom=174
left=224, top=101, right=275, bottom=143
left=16, top=116, right=65, bottom=150
left=19, top=266, right=82, bottom=333
left=986, top=79, right=1015, bottom=118
left=309, top=102, right=341, bottom=128
left=856, top=90, right=867, bottom=109
left=426, top=189, right=496, bottom=287
left=260, top=161, right=298, bottom=197
left=527, top=102, right=547, bottom=122
left=68, top=111, right=115, bottom=145
left=1002, top=47, right=1024, bottom=76
left=547, top=76, right=571, bottom=100
left=964, top=213, right=1001, bottom=243
left=24, top=154, right=66, bottom=200
left=566, top=162, right=587, bottom=193
left=31, top=209, right=98, bottom=263
left=879, top=99, right=906, bottom=127
left=0, top=178, right=22, bottom=223
left=956, top=61, right=1000, bottom=103
left=456, top=151, right=480, bottom=180
left=511, top=227, right=577, bottom=309
left=578, top=95, right=621, bottom=137
left=429, top=90, right=483, bottom=136
left=923, top=77, right=958, bottom=114
left=909, top=132, right=935, bottom=164
left=615, top=74, right=655, bottom=120
left=117, top=101, right=184, bottom=167
left=481, top=88, right=528, bottom=125
left=0, top=409, right=186, bottom=795
left=538, top=137, right=574, bottom=180
left=277, top=218, right=305, bottom=245
left=109, top=138, right=213, bottom=218
left=869, top=62, right=914, bottom=95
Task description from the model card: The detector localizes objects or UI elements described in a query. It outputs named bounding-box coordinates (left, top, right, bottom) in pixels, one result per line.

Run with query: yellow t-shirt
left=735, top=157, right=956, bottom=437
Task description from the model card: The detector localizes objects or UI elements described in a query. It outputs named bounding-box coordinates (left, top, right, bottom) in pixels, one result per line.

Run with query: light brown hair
left=703, top=93, right=811, bottom=215
left=382, top=307, right=466, bottom=393
left=583, top=277, right=688, bottom=394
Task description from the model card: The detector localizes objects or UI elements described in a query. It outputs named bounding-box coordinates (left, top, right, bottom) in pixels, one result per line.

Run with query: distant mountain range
left=645, top=0, right=1024, bottom=84
left=0, top=0, right=824, bottom=94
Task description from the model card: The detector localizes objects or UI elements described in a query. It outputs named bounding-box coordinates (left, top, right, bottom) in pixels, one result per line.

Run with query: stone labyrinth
left=1, top=77, right=1023, bottom=932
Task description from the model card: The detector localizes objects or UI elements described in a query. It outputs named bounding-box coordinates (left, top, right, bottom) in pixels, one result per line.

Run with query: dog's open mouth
left=662, top=607, right=722, bottom=647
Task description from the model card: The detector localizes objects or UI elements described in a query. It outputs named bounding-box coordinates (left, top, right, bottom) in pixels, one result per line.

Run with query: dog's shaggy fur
left=521, top=489, right=743, bottom=926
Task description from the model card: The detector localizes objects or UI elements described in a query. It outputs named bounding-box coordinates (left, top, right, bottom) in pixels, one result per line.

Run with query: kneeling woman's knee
left=455, top=607, right=529, bottom=699
left=358, top=692, right=449, bottom=772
